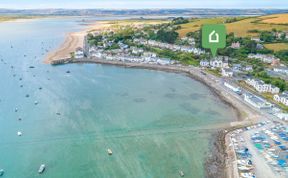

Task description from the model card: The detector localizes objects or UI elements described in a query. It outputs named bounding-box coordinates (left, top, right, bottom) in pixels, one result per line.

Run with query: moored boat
left=38, top=164, right=45, bottom=174
left=107, top=148, right=113, bottom=155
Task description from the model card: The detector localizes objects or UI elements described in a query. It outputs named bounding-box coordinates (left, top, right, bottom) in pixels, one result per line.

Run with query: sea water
left=0, top=18, right=237, bottom=178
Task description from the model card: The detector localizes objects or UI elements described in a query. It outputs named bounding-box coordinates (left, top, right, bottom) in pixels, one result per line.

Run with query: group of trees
left=260, top=31, right=276, bottom=43
left=155, top=29, right=179, bottom=44
left=171, top=17, right=189, bottom=25
left=275, top=50, right=288, bottom=63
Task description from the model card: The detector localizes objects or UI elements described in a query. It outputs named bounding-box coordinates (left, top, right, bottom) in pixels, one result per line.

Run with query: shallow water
left=0, top=18, right=237, bottom=178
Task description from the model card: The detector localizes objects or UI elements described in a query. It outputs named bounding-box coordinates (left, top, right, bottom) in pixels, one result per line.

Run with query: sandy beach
left=44, top=19, right=166, bottom=64
left=44, top=21, right=112, bottom=64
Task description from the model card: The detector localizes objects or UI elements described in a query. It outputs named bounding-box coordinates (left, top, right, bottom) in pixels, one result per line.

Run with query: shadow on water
left=179, top=102, right=200, bottom=115
left=133, top=98, right=146, bottom=103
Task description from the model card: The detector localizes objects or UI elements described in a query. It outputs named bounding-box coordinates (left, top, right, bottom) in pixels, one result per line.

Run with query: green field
left=264, top=43, right=288, bottom=52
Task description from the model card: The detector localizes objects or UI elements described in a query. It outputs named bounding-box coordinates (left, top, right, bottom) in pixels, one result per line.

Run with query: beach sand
left=44, top=21, right=112, bottom=64
left=44, top=20, right=166, bottom=64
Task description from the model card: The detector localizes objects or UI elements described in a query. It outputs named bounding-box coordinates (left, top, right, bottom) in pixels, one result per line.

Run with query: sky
left=0, top=0, right=287, bottom=9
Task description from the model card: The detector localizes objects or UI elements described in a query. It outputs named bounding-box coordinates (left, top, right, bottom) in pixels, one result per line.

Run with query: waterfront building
left=273, top=66, right=288, bottom=74
left=200, top=60, right=209, bottom=67
left=244, top=93, right=272, bottom=109
left=245, top=78, right=280, bottom=94
left=224, top=82, right=241, bottom=94
left=131, top=47, right=144, bottom=55
left=274, top=92, right=288, bottom=106
left=221, top=68, right=233, bottom=77
left=75, top=47, right=84, bottom=59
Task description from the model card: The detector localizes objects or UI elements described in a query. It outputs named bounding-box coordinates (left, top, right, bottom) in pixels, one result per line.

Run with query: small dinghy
left=17, top=131, right=22, bottom=136
left=38, top=164, right=45, bottom=174
left=179, top=170, right=184, bottom=177
left=107, top=148, right=113, bottom=155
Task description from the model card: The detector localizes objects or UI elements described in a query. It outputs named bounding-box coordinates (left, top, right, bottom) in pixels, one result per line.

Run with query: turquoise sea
left=0, top=18, right=237, bottom=178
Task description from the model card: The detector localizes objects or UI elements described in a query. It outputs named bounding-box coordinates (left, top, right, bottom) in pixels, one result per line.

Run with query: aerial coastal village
left=45, top=15, right=288, bottom=178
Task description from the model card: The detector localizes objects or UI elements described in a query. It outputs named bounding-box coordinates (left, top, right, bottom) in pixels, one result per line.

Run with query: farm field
left=178, top=14, right=288, bottom=37
left=264, top=43, right=288, bottom=52
left=259, top=14, right=288, bottom=24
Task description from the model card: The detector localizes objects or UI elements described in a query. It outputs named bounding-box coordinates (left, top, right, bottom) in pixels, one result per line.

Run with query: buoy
left=107, top=148, right=113, bottom=155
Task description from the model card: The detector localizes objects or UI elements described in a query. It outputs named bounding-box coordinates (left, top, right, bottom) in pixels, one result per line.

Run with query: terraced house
left=246, top=78, right=280, bottom=94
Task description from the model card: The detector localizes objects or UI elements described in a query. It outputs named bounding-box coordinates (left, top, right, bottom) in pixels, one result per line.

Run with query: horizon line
left=0, top=7, right=288, bottom=10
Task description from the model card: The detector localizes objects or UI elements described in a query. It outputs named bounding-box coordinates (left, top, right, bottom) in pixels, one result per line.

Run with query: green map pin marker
left=202, top=24, right=226, bottom=57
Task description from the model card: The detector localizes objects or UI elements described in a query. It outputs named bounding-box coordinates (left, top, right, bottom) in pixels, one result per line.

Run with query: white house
left=75, top=47, right=84, bottom=59
left=245, top=78, right=280, bottom=94
left=244, top=65, right=253, bottom=72
left=200, top=60, right=210, bottom=67
left=274, top=92, right=288, bottom=106
left=231, top=42, right=240, bottom=49
left=221, top=68, right=233, bottom=77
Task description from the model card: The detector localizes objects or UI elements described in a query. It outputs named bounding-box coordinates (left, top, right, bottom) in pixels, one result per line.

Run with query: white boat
left=107, top=149, right=113, bottom=155
left=38, top=164, right=45, bottom=174
left=179, top=170, right=184, bottom=177
left=17, top=131, right=22, bottom=136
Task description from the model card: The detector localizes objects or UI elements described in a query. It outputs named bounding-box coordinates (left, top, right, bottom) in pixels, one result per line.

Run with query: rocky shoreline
left=54, top=57, right=259, bottom=178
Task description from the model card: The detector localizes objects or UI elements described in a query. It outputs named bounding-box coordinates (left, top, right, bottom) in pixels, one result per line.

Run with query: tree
left=156, top=29, right=179, bottom=44
left=260, top=31, right=275, bottom=42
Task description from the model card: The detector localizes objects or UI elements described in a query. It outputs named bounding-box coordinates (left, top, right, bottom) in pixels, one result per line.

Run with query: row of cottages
left=133, top=38, right=205, bottom=55
left=245, top=78, right=280, bottom=94
left=248, top=54, right=280, bottom=65
left=200, top=56, right=229, bottom=68
left=274, top=92, right=288, bottom=106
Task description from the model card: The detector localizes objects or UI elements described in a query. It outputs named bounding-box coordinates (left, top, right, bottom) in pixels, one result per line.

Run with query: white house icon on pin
left=209, top=30, right=219, bottom=43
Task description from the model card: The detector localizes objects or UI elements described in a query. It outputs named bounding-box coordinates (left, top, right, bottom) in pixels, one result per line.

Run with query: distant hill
left=0, top=9, right=287, bottom=17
